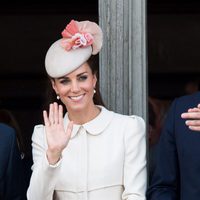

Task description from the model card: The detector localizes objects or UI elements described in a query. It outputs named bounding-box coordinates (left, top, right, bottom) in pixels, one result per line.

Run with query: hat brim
left=45, top=39, right=92, bottom=78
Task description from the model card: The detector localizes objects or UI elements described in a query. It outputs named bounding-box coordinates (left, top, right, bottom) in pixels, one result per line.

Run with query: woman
left=27, top=19, right=146, bottom=200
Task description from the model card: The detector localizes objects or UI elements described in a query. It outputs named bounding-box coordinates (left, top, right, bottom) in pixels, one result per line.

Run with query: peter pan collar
left=63, top=106, right=114, bottom=138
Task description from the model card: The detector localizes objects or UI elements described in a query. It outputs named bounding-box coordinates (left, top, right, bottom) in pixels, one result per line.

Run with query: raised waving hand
left=43, top=102, right=73, bottom=164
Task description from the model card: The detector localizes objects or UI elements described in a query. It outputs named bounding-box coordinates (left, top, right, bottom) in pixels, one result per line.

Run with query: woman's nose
left=71, top=81, right=80, bottom=92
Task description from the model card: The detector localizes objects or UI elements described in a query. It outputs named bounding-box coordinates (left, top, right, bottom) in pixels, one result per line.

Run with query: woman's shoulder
left=32, top=124, right=44, bottom=134
left=113, top=111, right=145, bottom=124
left=101, top=106, right=144, bottom=121
left=32, top=124, right=45, bottom=142
left=100, top=106, right=145, bottom=125
left=103, top=108, right=146, bottom=133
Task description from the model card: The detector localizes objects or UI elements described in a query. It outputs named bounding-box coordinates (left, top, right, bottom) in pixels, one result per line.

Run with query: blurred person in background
left=147, top=92, right=200, bottom=200
left=0, top=109, right=32, bottom=200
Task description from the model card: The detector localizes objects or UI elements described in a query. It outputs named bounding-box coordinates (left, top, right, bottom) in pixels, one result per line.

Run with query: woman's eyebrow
left=77, top=72, right=88, bottom=77
left=57, top=76, right=69, bottom=80
left=57, top=72, right=88, bottom=80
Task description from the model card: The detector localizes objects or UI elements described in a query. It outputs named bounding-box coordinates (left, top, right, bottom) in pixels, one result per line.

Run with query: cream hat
left=45, top=20, right=103, bottom=78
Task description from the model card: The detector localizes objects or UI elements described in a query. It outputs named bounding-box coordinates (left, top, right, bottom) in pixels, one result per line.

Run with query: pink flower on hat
left=61, top=19, right=103, bottom=55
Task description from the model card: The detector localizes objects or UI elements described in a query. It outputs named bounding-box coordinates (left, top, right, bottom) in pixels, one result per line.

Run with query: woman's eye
left=60, top=79, right=70, bottom=84
left=79, top=76, right=87, bottom=81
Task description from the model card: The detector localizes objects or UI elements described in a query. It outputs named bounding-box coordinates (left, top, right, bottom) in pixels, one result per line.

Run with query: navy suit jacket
left=0, top=123, right=26, bottom=200
left=147, top=91, right=200, bottom=200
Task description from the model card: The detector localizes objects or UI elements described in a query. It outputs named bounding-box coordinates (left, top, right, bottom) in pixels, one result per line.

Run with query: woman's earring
left=94, top=89, right=96, bottom=94
left=57, top=95, right=60, bottom=100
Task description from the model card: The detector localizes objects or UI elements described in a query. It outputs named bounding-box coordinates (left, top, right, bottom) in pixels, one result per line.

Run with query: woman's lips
left=69, top=94, right=85, bottom=101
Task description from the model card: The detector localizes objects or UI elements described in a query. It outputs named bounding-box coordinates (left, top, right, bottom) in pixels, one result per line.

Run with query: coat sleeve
left=122, top=116, right=147, bottom=200
left=27, top=125, right=62, bottom=200
left=147, top=99, right=179, bottom=200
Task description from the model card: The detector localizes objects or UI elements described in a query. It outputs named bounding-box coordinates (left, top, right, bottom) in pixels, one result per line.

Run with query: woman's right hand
left=43, top=102, right=73, bottom=165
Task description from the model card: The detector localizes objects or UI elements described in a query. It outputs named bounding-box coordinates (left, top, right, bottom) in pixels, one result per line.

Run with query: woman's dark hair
left=87, top=55, right=105, bottom=106
left=43, top=55, right=105, bottom=113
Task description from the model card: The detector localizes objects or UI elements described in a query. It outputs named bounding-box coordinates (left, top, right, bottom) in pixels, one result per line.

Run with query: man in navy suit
left=0, top=123, right=26, bottom=200
left=147, top=91, right=200, bottom=200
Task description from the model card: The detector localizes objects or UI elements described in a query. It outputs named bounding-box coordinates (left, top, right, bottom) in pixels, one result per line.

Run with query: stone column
left=98, top=0, right=147, bottom=120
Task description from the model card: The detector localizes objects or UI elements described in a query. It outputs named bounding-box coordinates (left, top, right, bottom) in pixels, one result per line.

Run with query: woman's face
left=51, top=62, right=97, bottom=113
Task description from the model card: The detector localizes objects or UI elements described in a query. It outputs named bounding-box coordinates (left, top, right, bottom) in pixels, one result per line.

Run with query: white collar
left=63, top=106, right=114, bottom=138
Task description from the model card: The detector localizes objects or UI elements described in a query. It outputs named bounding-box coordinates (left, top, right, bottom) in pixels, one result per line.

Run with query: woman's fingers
left=53, top=102, right=59, bottom=124
left=43, top=110, right=50, bottom=126
left=47, top=102, right=60, bottom=125
left=49, top=103, right=54, bottom=124
left=44, top=103, right=73, bottom=161
left=58, top=105, right=63, bottom=125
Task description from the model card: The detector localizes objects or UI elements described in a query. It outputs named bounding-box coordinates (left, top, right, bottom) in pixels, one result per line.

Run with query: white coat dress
left=27, top=106, right=147, bottom=200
